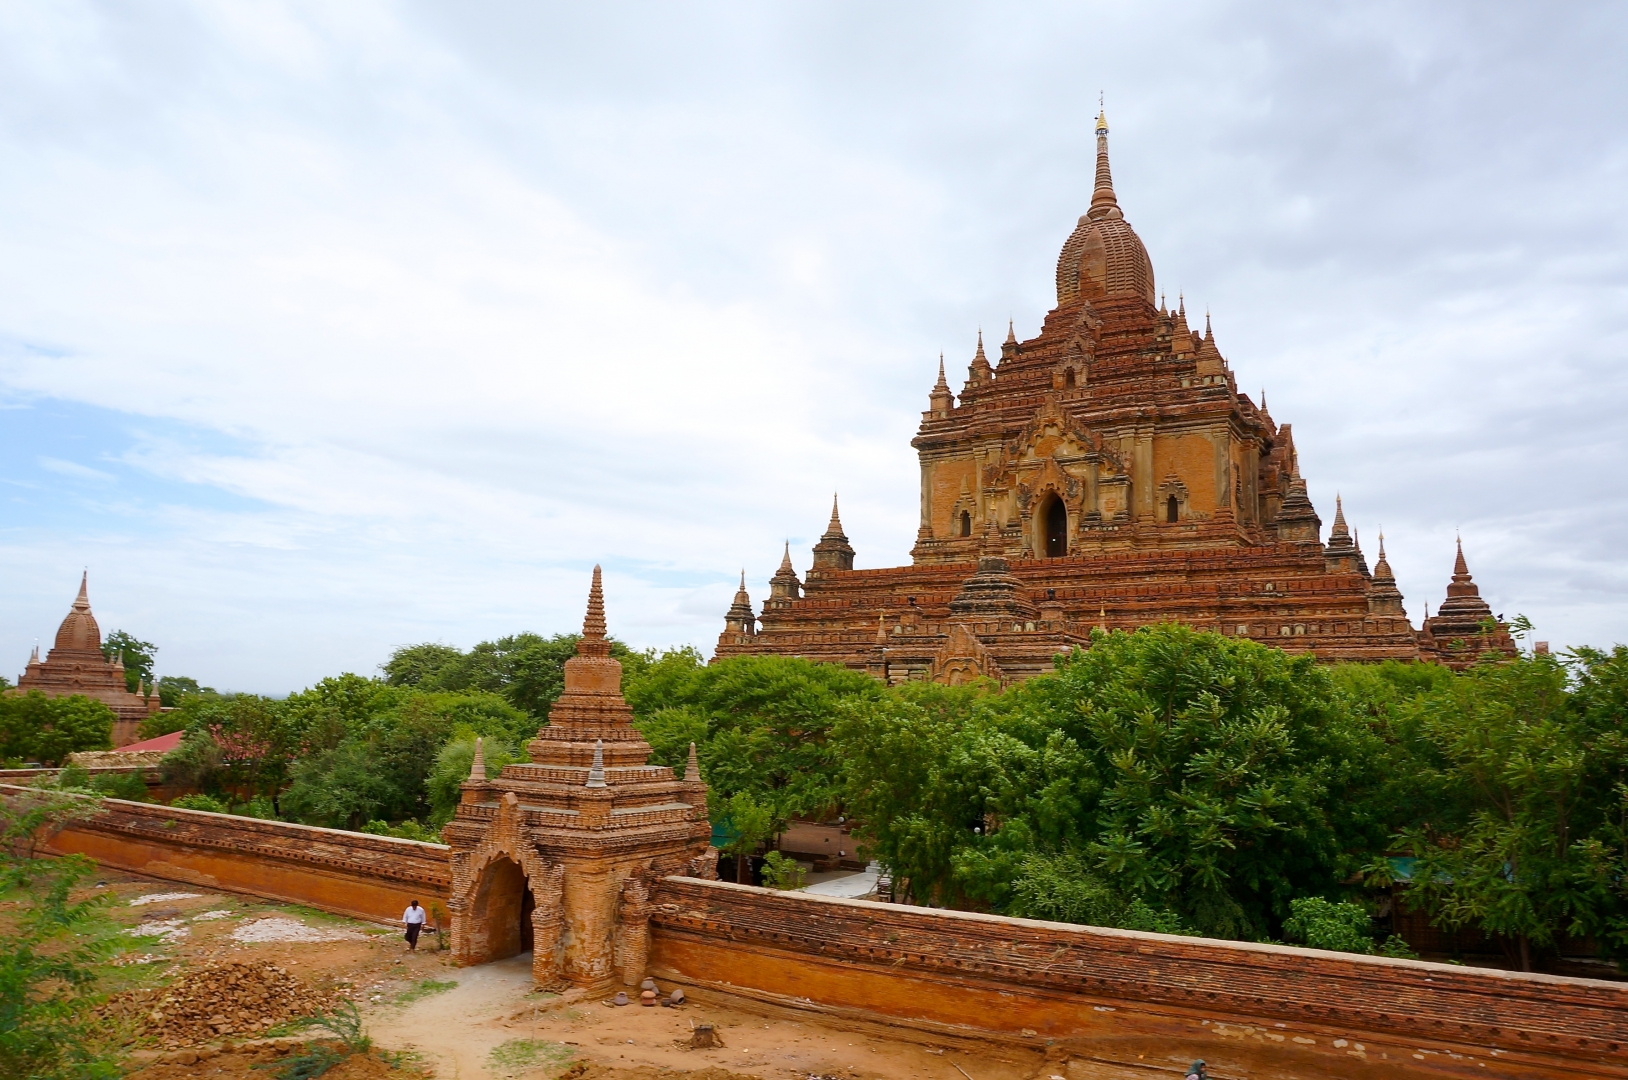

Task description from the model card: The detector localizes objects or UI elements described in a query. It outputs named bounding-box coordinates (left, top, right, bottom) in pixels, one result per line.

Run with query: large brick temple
left=716, top=112, right=1516, bottom=683
left=9, top=573, right=160, bottom=746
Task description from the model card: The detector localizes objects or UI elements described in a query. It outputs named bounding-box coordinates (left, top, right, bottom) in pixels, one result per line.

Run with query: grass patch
left=488, top=1039, right=574, bottom=1071
left=394, top=978, right=457, bottom=1006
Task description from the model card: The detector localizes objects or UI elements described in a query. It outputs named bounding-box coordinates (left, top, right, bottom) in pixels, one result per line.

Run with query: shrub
left=172, top=793, right=229, bottom=814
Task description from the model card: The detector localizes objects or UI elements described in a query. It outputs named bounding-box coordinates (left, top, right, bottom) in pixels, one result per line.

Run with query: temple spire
left=1087, top=108, right=1119, bottom=220
left=73, top=571, right=89, bottom=613
left=1330, top=495, right=1350, bottom=540
left=583, top=565, right=606, bottom=641
left=683, top=741, right=701, bottom=784
left=468, top=736, right=485, bottom=781
left=1453, top=535, right=1470, bottom=580
left=825, top=494, right=844, bottom=537
left=1005, top=319, right=1016, bottom=345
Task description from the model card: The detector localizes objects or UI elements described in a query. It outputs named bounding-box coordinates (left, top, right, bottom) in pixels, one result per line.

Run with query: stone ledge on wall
left=3, top=785, right=450, bottom=924
left=647, top=876, right=1628, bottom=1078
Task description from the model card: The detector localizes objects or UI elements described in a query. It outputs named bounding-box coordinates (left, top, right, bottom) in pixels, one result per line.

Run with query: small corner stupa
left=10, top=573, right=160, bottom=747
left=442, top=566, right=715, bottom=990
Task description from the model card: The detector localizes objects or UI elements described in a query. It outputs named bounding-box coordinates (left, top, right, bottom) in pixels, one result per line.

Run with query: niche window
left=1064, top=367, right=1076, bottom=390
left=1166, top=495, right=1180, bottom=523
left=959, top=510, right=972, bottom=537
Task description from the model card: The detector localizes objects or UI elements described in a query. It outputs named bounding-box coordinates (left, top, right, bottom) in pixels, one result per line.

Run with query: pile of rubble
left=107, top=959, right=341, bottom=1048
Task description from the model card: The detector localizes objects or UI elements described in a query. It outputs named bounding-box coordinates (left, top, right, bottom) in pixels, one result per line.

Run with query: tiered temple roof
left=715, top=111, right=1517, bottom=681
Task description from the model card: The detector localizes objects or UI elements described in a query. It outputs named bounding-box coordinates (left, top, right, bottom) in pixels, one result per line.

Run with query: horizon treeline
left=27, top=624, right=1628, bottom=972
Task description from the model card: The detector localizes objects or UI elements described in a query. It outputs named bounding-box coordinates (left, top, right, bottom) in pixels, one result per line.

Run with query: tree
left=384, top=634, right=649, bottom=719
left=1567, top=645, right=1628, bottom=961
left=0, top=693, right=114, bottom=767
left=155, top=675, right=210, bottom=709
left=627, top=654, right=885, bottom=829
left=841, top=626, right=1383, bottom=937
left=100, top=631, right=156, bottom=693
left=835, top=680, right=993, bottom=905
left=1383, top=652, right=1594, bottom=971
left=426, top=735, right=518, bottom=825
left=0, top=786, right=120, bottom=1080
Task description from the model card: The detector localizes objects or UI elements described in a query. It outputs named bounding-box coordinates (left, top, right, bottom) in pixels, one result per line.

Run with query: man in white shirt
left=403, top=899, right=427, bottom=951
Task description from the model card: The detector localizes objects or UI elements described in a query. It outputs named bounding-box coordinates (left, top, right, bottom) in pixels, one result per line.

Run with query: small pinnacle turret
left=929, top=353, right=954, bottom=417
left=1368, top=531, right=1406, bottom=616
left=766, top=541, right=802, bottom=604
left=468, top=736, right=485, bottom=782
left=723, top=570, right=756, bottom=636
left=810, top=494, right=855, bottom=573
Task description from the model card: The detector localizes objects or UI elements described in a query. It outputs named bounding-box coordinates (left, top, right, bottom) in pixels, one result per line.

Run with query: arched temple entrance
left=470, top=856, right=534, bottom=963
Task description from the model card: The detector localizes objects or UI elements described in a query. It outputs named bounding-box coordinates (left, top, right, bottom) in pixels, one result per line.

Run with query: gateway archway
left=469, top=856, right=534, bottom=963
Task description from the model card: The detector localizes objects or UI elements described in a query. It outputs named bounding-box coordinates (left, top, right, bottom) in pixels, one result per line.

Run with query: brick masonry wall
left=6, top=787, right=451, bottom=923
left=647, top=877, right=1628, bottom=1079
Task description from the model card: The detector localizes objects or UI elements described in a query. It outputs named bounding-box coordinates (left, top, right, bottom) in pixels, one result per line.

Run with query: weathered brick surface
left=649, top=877, right=1628, bottom=1077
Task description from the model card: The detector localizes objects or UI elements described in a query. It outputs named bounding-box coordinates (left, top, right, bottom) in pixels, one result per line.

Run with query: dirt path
left=364, top=953, right=539, bottom=1078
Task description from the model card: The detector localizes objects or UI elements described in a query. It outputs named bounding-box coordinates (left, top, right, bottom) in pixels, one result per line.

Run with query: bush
left=86, top=771, right=148, bottom=802
left=1282, top=896, right=1380, bottom=954
left=172, top=793, right=229, bottom=814
left=759, top=851, right=806, bottom=890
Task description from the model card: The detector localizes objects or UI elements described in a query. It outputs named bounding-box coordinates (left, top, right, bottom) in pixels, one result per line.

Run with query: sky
left=2, top=2, right=1625, bottom=694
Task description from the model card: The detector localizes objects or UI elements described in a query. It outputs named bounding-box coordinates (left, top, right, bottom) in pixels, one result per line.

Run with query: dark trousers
left=405, top=923, right=422, bottom=947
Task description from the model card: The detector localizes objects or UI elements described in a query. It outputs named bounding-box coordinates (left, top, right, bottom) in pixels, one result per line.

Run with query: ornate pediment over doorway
left=929, top=624, right=1002, bottom=685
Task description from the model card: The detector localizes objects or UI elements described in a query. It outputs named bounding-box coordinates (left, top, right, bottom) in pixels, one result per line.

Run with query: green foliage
left=83, top=770, right=147, bottom=802
left=0, top=787, right=120, bottom=1080
left=384, top=633, right=648, bottom=719
left=359, top=819, right=442, bottom=843
left=392, top=978, right=457, bottom=1006
left=172, top=793, right=229, bottom=813
left=835, top=680, right=992, bottom=906
left=627, top=653, right=885, bottom=826
left=1282, top=896, right=1379, bottom=954
left=1006, top=851, right=1192, bottom=934
left=426, top=735, right=517, bottom=826
left=100, top=630, right=156, bottom=693
left=156, top=676, right=212, bottom=711
left=1386, top=648, right=1628, bottom=970
left=310, top=1000, right=371, bottom=1055
left=759, top=850, right=807, bottom=890
left=488, top=1039, right=573, bottom=1071
left=0, top=692, right=114, bottom=766
left=841, top=627, right=1385, bottom=938
left=260, top=1044, right=342, bottom=1080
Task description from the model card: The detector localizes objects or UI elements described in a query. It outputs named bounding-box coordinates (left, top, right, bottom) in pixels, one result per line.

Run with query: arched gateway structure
left=442, top=567, right=716, bottom=990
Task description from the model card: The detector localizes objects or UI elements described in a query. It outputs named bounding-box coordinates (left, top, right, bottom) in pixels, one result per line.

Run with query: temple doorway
left=1042, top=496, right=1068, bottom=557
left=471, top=856, right=533, bottom=962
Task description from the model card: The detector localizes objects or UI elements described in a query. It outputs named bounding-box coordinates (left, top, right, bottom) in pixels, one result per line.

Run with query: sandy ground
left=92, top=869, right=1070, bottom=1080
left=89, top=869, right=1449, bottom=1080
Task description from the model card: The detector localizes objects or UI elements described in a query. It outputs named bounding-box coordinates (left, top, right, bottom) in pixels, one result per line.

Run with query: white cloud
left=1, top=1, right=1625, bottom=691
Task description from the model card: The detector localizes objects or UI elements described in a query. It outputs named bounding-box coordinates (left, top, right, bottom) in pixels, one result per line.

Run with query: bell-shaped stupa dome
left=53, top=572, right=102, bottom=652
left=1055, top=110, right=1156, bottom=307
